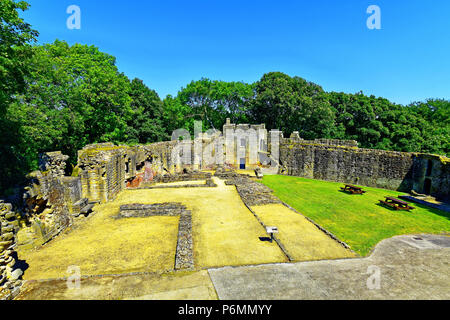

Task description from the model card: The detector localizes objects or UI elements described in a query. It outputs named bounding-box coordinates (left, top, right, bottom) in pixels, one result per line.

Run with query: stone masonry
left=279, top=141, right=450, bottom=201
left=0, top=201, right=22, bottom=300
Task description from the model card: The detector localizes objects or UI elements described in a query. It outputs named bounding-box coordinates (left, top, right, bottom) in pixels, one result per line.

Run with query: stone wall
left=281, top=137, right=359, bottom=148
left=0, top=201, right=22, bottom=300
left=78, top=143, right=132, bottom=203
left=77, top=142, right=182, bottom=202
left=279, top=141, right=450, bottom=200
left=411, top=155, right=450, bottom=201
left=20, top=152, right=76, bottom=249
left=138, top=141, right=179, bottom=175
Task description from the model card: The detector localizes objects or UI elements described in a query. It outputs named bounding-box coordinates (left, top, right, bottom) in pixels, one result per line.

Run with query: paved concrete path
left=208, top=234, right=450, bottom=300
left=16, top=270, right=218, bottom=300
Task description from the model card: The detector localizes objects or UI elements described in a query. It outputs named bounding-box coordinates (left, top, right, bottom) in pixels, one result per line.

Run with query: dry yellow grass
left=19, top=177, right=287, bottom=280
left=19, top=176, right=358, bottom=281
left=19, top=193, right=181, bottom=280
left=126, top=178, right=287, bottom=267
left=190, top=178, right=287, bottom=268
left=251, top=204, right=357, bottom=261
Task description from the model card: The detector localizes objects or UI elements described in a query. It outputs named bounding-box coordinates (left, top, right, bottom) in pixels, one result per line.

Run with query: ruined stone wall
left=77, top=142, right=183, bottom=203
left=78, top=143, right=130, bottom=203
left=281, top=137, right=359, bottom=148
left=0, top=202, right=22, bottom=300
left=138, top=141, right=178, bottom=175
left=21, top=153, right=75, bottom=249
left=411, top=155, right=450, bottom=201
left=279, top=141, right=450, bottom=200
left=223, top=119, right=267, bottom=168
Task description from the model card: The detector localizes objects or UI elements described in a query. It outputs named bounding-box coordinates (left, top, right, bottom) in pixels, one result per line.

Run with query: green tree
left=6, top=40, right=133, bottom=175
left=126, top=78, right=168, bottom=144
left=328, top=92, right=391, bottom=148
left=0, top=0, right=38, bottom=193
left=248, top=72, right=336, bottom=139
left=0, top=0, right=38, bottom=113
left=163, top=78, right=254, bottom=134
left=408, top=99, right=450, bottom=155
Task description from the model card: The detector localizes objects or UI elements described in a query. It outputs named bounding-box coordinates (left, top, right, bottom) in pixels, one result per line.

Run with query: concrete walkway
left=208, top=234, right=450, bottom=300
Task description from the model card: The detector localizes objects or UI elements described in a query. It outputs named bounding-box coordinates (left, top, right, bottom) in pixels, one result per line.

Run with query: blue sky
left=22, top=0, right=450, bottom=105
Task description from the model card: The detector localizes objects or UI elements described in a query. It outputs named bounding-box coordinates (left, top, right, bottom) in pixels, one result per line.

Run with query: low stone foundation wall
left=154, top=171, right=212, bottom=183
left=134, top=179, right=217, bottom=190
left=119, top=203, right=187, bottom=217
left=215, top=170, right=280, bottom=206
left=127, top=171, right=213, bottom=189
left=118, top=203, right=194, bottom=270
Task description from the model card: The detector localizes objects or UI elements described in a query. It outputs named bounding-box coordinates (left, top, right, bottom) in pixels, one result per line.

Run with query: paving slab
left=208, top=234, right=450, bottom=300
left=16, top=270, right=218, bottom=300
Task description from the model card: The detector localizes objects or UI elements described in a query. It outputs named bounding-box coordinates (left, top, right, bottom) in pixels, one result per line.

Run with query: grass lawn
left=261, top=175, right=450, bottom=256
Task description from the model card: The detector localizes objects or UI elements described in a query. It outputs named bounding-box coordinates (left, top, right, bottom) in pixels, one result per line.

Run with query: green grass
left=261, top=175, right=450, bottom=256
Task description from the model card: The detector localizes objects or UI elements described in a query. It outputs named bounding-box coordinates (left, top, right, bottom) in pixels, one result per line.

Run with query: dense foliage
left=0, top=1, right=448, bottom=195
left=0, top=0, right=38, bottom=193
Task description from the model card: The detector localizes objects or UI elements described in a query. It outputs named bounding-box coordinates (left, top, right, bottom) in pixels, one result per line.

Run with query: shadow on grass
left=258, top=237, right=272, bottom=242
left=376, top=200, right=450, bottom=221
left=337, top=189, right=366, bottom=196
left=376, top=202, right=398, bottom=211
left=405, top=201, right=450, bottom=221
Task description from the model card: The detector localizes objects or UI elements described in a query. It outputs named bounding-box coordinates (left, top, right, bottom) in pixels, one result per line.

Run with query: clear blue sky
left=22, top=0, right=450, bottom=105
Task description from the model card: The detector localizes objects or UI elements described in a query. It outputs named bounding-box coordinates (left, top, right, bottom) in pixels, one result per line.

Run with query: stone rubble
left=0, top=201, right=23, bottom=300
left=215, top=169, right=280, bottom=206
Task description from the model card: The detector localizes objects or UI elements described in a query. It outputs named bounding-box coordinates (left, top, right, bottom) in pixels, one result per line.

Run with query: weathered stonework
left=2, top=120, right=446, bottom=300
left=78, top=143, right=131, bottom=204
left=279, top=141, right=450, bottom=201
left=216, top=170, right=281, bottom=206
left=20, top=152, right=75, bottom=249
left=0, top=201, right=22, bottom=300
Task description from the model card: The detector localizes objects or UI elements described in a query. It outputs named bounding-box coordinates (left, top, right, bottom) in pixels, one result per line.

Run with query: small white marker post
left=266, top=226, right=279, bottom=242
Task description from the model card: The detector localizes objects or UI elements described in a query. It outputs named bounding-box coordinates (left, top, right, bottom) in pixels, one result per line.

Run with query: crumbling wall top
left=38, top=151, right=69, bottom=177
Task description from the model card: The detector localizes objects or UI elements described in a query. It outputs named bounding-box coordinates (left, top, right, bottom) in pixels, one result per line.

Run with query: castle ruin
left=0, top=120, right=449, bottom=299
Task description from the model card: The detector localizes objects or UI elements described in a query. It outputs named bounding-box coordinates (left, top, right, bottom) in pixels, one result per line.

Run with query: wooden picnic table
left=340, top=184, right=366, bottom=194
left=379, top=196, right=415, bottom=211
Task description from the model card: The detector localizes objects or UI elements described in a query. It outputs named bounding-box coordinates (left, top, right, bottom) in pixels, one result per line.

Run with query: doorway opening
left=426, top=159, right=433, bottom=176
left=240, top=158, right=246, bottom=170
left=423, top=178, right=432, bottom=195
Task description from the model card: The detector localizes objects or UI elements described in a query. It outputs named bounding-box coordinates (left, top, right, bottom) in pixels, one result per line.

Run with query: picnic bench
left=379, top=196, right=415, bottom=211
left=340, top=184, right=366, bottom=194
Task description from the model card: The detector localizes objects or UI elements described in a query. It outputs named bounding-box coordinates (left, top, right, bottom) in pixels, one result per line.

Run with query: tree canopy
left=0, top=1, right=448, bottom=195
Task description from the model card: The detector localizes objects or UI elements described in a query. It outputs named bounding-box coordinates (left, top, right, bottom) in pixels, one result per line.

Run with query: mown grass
left=261, top=175, right=450, bottom=256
